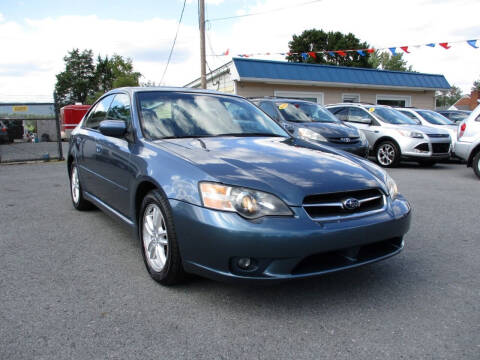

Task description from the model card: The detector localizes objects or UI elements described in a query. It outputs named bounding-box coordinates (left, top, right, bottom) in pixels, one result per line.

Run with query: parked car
left=396, top=108, right=457, bottom=153
left=68, top=87, right=411, bottom=285
left=250, top=98, right=369, bottom=157
left=437, top=110, right=471, bottom=124
left=326, top=103, right=451, bottom=167
left=454, top=105, right=480, bottom=179
left=0, top=120, right=9, bottom=143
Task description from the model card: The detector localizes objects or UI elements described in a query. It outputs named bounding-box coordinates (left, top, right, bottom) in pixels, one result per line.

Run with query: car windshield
left=418, top=110, right=454, bottom=125
left=137, top=92, right=289, bottom=139
left=275, top=101, right=339, bottom=123
left=370, top=107, right=419, bottom=125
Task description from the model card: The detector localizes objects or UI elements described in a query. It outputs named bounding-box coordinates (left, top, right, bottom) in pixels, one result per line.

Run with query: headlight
left=397, top=130, right=424, bottom=138
left=199, top=182, right=293, bottom=219
left=385, top=173, right=399, bottom=199
left=298, top=128, right=327, bottom=142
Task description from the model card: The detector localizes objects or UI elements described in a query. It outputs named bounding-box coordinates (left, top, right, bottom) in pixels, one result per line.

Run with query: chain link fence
left=0, top=103, right=64, bottom=163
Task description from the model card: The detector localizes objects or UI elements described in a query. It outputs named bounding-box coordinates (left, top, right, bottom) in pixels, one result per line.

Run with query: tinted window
left=107, top=94, right=131, bottom=125
left=138, top=92, right=288, bottom=139
left=348, top=108, right=373, bottom=124
left=257, top=101, right=278, bottom=120
left=275, top=101, right=339, bottom=123
left=84, top=95, right=115, bottom=130
left=399, top=111, right=418, bottom=120
left=329, top=107, right=349, bottom=121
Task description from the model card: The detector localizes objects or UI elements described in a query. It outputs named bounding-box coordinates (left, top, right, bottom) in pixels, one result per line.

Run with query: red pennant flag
left=366, top=48, right=375, bottom=53
left=439, top=42, right=451, bottom=49
left=400, top=46, right=410, bottom=53
left=308, top=51, right=317, bottom=59
left=336, top=50, right=347, bottom=57
left=223, top=49, right=229, bottom=56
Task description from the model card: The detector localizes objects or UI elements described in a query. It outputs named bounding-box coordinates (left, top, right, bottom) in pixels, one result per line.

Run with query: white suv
left=326, top=103, right=451, bottom=168
left=454, top=104, right=480, bottom=179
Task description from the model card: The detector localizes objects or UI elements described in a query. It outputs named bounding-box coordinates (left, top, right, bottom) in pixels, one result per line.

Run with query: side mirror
left=99, top=120, right=127, bottom=138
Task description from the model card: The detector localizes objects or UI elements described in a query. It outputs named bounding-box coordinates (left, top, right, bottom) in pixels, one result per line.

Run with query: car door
left=78, top=95, right=115, bottom=196
left=346, top=108, right=378, bottom=146
left=93, top=93, right=136, bottom=216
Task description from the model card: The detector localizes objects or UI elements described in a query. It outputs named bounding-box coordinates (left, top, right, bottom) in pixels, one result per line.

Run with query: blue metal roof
left=232, top=58, right=450, bottom=90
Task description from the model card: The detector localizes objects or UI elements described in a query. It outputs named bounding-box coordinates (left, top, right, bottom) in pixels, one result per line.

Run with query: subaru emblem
left=343, top=198, right=360, bottom=210
left=341, top=137, right=351, bottom=143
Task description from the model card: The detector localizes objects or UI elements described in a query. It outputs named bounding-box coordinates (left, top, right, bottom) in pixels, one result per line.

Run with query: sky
left=0, top=0, right=479, bottom=103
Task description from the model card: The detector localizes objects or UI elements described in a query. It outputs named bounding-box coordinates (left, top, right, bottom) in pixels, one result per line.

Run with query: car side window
left=107, top=94, right=131, bottom=125
left=330, top=107, right=349, bottom=121
left=348, top=108, right=373, bottom=124
left=400, top=111, right=418, bottom=120
left=257, top=101, right=278, bottom=120
left=84, top=95, right=115, bottom=130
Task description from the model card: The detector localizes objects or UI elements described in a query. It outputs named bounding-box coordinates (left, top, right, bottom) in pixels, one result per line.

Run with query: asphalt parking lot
left=0, top=160, right=479, bottom=359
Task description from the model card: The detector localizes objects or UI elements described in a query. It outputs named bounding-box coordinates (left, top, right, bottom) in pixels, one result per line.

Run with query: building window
left=376, top=94, right=411, bottom=107
left=342, top=93, right=360, bottom=103
left=274, top=90, right=324, bottom=105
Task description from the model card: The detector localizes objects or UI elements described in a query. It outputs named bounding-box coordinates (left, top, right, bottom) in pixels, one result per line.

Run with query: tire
left=376, top=141, right=400, bottom=168
left=139, top=189, right=185, bottom=285
left=418, top=160, right=437, bottom=167
left=473, top=151, right=480, bottom=179
left=69, top=162, right=94, bottom=210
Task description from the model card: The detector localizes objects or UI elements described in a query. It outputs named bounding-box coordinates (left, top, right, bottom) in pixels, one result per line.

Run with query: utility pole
left=199, top=0, right=207, bottom=89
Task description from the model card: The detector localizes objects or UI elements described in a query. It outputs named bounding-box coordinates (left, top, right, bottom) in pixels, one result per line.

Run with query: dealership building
left=185, top=58, right=450, bottom=109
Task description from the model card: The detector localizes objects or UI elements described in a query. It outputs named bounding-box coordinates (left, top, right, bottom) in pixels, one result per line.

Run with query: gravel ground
left=0, top=160, right=479, bottom=359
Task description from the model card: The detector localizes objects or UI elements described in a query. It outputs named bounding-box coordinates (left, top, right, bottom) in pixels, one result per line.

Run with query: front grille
left=427, top=133, right=449, bottom=138
left=327, top=136, right=360, bottom=144
left=303, top=188, right=385, bottom=221
left=432, top=143, right=450, bottom=154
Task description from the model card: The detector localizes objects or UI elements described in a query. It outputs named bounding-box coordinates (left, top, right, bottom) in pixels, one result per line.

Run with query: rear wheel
left=376, top=141, right=400, bottom=168
left=139, top=190, right=185, bottom=285
left=70, top=162, right=94, bottom=210
left=473, top=151, right=480, bottom=179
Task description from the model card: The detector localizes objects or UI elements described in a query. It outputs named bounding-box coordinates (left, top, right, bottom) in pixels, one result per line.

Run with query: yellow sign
left=13, top=106, right=28, bottom=112
left=278, top=103, right=289, bottom=110
left=368, top=107, right=375, bottom=112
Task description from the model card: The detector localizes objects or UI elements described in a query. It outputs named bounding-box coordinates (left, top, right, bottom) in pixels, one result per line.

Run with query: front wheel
left=139, top=190, right=185, bottom=285
left=376, top=141, right=400, bottom=168
left=70, top=163, right=94, bottom=210
left=473, top=151, right=480, bottom=179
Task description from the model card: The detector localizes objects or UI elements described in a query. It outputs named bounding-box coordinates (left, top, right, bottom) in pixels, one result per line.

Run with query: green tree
left=286, top=29, right=372, bottom=68
left=55, top=49, right=96, bottom=107
left=55, top=49, right=142, bottom=107
left=435, top=85, right=463, bottom=108
left=368, top=51, right=413, bottom=71
left=471, top=79, right=480, bottom=92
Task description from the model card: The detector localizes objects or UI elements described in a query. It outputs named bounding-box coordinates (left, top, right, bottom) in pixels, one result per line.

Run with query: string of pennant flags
left=211, top=38, right=479, bottom=58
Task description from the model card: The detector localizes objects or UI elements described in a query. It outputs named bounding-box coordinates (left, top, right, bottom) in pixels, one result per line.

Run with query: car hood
left=400, top=124, right=449, bottom=135
left=155, top=137, right=384, bottom=206
left=293, top=122, right=359, bottom=138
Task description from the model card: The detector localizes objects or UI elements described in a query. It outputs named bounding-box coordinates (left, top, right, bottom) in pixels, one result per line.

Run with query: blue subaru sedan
left=68, top=87, right=411, bottom=285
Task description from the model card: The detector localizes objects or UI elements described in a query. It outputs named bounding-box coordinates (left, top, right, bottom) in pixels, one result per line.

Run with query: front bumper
left=398, top=136, right=450, bottom=160
left=170, top=196, right=411, bottom=283
left=327, top=141, right=369, bottom=158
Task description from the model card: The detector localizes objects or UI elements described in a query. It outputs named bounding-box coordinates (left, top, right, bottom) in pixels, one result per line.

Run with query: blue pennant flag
left=356, top=50, right=366, bottom=56
left=301, top=52, right=308, bottom=60
left=389, top=47, right=397, bottom=55
left=467, top=40, right=479, bottom=49
left=328, top=51, right=335, bottom=57
left=426, top=43, right=436, bottom=47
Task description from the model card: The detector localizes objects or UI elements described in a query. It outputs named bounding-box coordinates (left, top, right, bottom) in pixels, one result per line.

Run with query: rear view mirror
left=99, top=120, right=127, bottom=138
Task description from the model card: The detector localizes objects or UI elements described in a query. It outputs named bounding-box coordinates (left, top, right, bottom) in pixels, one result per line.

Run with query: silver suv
left=326, top=103, right=451, bottom=167
left=454, top=104, right=480, bottom=179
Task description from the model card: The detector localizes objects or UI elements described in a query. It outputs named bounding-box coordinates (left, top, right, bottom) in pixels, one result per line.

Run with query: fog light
left=237, top=257, right=252, bottom=270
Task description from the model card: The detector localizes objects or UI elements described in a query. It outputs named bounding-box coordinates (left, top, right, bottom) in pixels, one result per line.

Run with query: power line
left=160, top=0, right=187, bottom=85
left=206, top=0, right=323, bottom=22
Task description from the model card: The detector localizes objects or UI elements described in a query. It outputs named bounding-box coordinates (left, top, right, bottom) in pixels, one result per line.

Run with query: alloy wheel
left=142, top=203, right=169, bottom=272
left=377, top=144, right=396, bottom=166
left=71, top=166, right=80, bottom=204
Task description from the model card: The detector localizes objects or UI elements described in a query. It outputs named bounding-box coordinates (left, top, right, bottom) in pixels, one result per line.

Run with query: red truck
left=60, top=104, right=91, bottom=140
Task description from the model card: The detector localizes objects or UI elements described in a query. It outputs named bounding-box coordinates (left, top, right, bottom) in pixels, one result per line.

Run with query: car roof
left=103, top=86, right=244, bottom=99
left=325, top=103, right=390, bottom=109
left=249, top=97, right=315, bottom=104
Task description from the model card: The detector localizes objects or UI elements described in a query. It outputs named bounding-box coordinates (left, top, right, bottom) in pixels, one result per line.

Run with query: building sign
left=0, top=103, right=55, bottom=120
